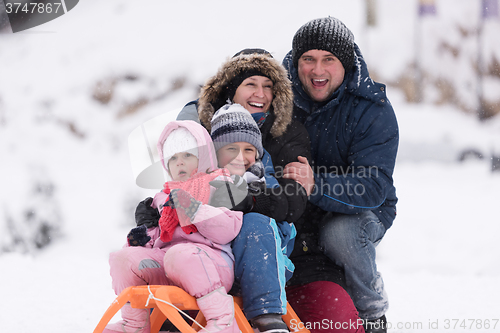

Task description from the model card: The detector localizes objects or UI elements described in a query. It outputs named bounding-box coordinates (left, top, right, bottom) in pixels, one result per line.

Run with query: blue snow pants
left=231, top=212, right=296, bottom=320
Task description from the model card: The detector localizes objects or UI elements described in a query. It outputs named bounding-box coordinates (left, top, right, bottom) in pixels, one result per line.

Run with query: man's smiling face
left=298, top=49, right=345, bottom=103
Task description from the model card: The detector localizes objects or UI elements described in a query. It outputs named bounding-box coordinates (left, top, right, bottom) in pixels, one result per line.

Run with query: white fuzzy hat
left=162, top=127, right=199, bottom=170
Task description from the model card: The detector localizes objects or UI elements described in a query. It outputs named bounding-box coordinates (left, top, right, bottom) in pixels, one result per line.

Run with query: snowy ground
left=1, top=1, right=500, bottom=332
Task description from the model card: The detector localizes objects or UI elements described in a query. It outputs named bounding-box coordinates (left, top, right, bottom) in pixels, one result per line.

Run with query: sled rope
left=145, top=285, right=212, bottom=333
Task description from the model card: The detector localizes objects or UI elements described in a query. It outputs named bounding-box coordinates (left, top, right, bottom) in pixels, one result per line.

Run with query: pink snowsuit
left=109, top=120, right=243, bottom=299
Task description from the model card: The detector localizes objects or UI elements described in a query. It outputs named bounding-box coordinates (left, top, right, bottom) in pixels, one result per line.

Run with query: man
left=282, top=17, right=399, bottom=333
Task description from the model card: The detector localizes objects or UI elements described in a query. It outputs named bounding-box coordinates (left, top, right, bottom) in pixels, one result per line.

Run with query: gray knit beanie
left=292, top=17, right=355, bottom=71
left=210, top=103, right=264, bottom=159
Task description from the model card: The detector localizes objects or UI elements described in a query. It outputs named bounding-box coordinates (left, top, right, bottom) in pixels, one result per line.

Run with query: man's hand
left=283, top=156, right=314, bottom=196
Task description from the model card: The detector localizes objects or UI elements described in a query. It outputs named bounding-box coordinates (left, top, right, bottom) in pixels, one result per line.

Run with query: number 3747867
left=5, top=2, right=62, bottom=14
left=443, top=319, right=498, bottom=330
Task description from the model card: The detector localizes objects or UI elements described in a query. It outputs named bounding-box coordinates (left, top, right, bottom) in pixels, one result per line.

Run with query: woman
left=180, top=48, right=312, bottom=197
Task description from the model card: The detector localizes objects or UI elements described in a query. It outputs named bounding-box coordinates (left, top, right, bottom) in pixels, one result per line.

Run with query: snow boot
left=196, top=287, right=240, bottom=333
left=250, top=314, right=289, bottom=333
left=103, top=303, right=150, bottom=333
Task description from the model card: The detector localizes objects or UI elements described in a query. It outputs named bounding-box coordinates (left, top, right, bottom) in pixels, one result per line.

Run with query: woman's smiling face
left=233, top=76, right=273, bottom=114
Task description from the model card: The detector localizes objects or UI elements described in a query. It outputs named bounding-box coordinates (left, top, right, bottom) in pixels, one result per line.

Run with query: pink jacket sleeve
left=190, top=205, right=243, bottom=245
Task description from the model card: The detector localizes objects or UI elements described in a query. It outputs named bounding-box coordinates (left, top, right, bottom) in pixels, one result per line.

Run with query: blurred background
left=1, top=1, right=499, bottom=332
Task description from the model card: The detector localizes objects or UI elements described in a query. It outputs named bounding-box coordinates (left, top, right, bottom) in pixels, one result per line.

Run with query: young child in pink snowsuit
left=104, top=120, right=243, bottom=333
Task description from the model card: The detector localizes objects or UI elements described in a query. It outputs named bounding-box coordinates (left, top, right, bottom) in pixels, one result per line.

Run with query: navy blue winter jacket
left=283, top=44, right=398, bottom=231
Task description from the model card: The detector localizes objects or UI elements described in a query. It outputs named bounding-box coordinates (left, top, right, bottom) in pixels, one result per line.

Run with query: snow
left=1, top=1, right=500, bottom=332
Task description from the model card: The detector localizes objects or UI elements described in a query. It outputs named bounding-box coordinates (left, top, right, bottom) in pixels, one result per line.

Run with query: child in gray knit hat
left=209, top=103, right=297, bottom=333
left=210, top=103, right=266, bottom=185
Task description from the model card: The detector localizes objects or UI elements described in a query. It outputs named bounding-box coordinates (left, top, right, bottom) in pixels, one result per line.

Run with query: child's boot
left=103, top=303, right=150, bottom=333
left=250, top=314, right=289, bottom=333
left=196, top=287, right=240, bottom=333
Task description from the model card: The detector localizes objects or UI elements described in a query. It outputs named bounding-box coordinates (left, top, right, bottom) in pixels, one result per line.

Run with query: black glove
left=252, top=186, right=288, bottom=222
left=135, top=197, right=160, bottom=228
left=127, top=225, right=151, bottom=247
left=252, top=178, right=308, bottom=223
left=248, top=180, right=266, bottom=195
left=209, top=176, right=254, bottom=214
left=247, top=160, right=265, bottom=179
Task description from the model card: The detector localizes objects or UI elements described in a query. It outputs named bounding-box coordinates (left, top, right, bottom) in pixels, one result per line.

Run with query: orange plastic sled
left=93, top=285, right=310, bottom=333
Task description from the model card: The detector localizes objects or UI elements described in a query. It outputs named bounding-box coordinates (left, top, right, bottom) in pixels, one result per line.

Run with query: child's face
left=217, top=142, right=257, bottom=176
left=168, top=152, right=199, bottom=181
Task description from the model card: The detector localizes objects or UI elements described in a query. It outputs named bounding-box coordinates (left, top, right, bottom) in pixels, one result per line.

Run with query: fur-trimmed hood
left=198, top=53, right=294, bottom=138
